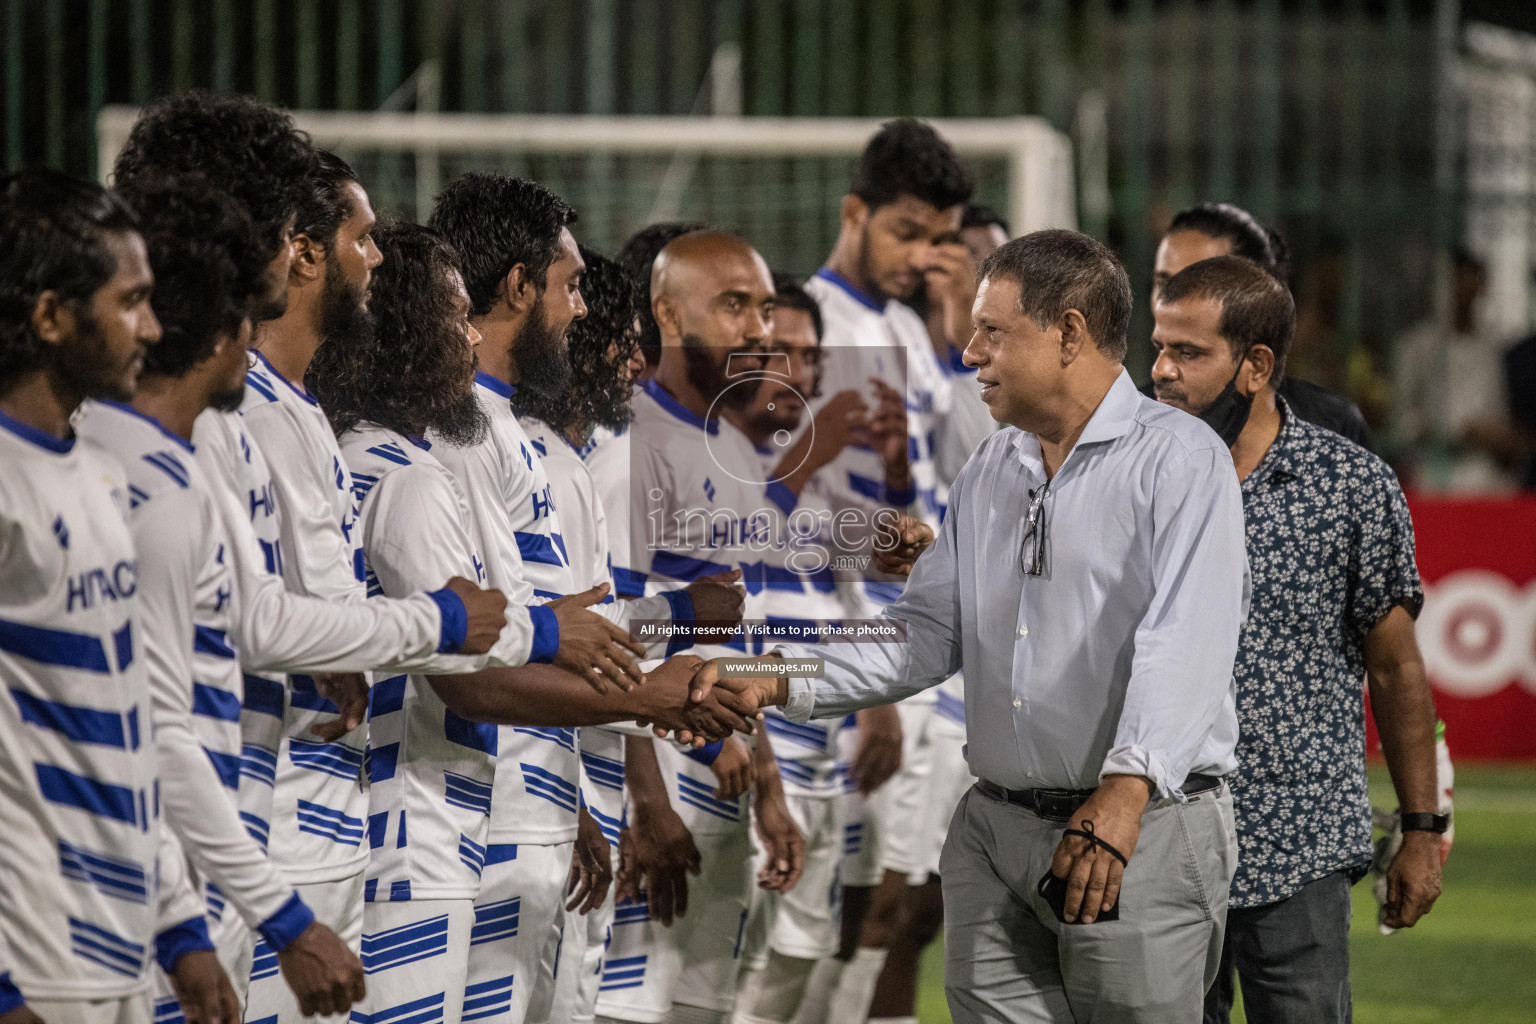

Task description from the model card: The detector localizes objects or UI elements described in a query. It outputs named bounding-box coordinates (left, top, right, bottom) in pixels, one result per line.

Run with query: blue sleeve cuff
left=0, top=973, right=25, bottom=1015
left=428, top=587, right=469, bottom=654
left=884, top=484, right=916, bottom=507
left=155, top=916, right=215, bottom=973
left=257, top=891, right=316, bottom=952
left=659, top=588, right=697, bottom=656
left=765, top=480, right=799, bottom=516
left=528, top=605, right=560, bottom=664
left=684, top=739, right=724, bottom=766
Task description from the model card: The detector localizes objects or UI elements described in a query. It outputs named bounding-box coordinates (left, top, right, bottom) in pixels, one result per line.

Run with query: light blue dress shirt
left=780, top=370, right=1249, bottom=800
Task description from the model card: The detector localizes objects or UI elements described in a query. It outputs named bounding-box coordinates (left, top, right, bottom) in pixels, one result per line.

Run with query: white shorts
left=742, top=795, right=842, bottom=970
left=465, top=842, right=571, bottom=1024
left=594, top=827, right=753, bottom=1023
left=30, top=992, right=152, bottom=1024
left=549, top=844, right=620, bottom=1024
left=354, top=899, right=474, bottom=1024
left=244, top=871, right=364, bottom=1024
left=837, top=700, right=931, bottom=888
left=882, top=717, right=972, bottom=884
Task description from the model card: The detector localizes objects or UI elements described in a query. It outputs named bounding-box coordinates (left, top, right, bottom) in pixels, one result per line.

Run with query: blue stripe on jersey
left=242, top=674, right=284, bottom=718
left=485, top=844, right=517, bottom=866
left=57, top=840, right=149, bottom=904
left=68, top=917, right=145, bottom=977
left=649, top=550, right=732, bottom=582
left=362, top=879, right=414, bottom=904
left=360, top=914, right=451, bottom=975
left=249, top=939, right=279, bottom=980
left=141, top=451, right=190, bottom=489
left=294, top=799, right=364, bottom=846
left=240, top=811, right=270, bottom=847
left=599, top=954, right=648, bottom=991
left=350, top=993, right=445, bottom=1024
left=205, top=749, right=240, bottom=790
left=864, top=581, right=903, bottom=605
left=580, top=750, right=624, bottom=791
left=244, top=371, right=278, bottom=404
left=612, top=899, right=649, bottom=925
left=847, top=472, right=884, bottom=503
left=587, top=804, right=622, bottom=847
left=0, top=617, right=111, bottom=672
left=775, top=759, right=819, bottom=786
left=612, top=565, right=647, bottom=598
left=204, top=882, right=226, bottom=921
left=288, top=737, right=364, bottom=780
left=511, top=726, right=575, bottom=752
left=154, top=995, right=185, bottom=1024
left=287, top=675, right=340, bottom=713
left=10, top=688, right=128, bottom=747
left=36, top=764, right=139, bottom=824
left=192, top=626, right=236, bottom=659
left=458, top=834, right=487, bottom=876
left=519, top=763, right=578, bottom=813
left=763, top=565, right=836, bottom=592
left=935, top=690, right=966, bottom=727
left=462, top=974, right=514, bottom=1022
left=443, top=770, right=494, bottom=815
left=674, top=774, right=741, bottom=823
left=128, top=484, right=150, bottom=509
left=366, top=742, right=399, bottom=783
left=443, top=708, right=497, bottom=755
left=191, top=682, right=242, bottom=722
left=114, top=622, right=134, bottom=671
left=844, top=822, right=864, bottom=856
left=370, top=675, right=407, bottom=717
left=514, top=532, right=567, bottom=567
left=763, top=714, right=830, bottom=750
left=240, top=744, right=278, bottom=787
left=364, top=442, right=412, bottom=467
left=469, top=897, right=520, bottom=946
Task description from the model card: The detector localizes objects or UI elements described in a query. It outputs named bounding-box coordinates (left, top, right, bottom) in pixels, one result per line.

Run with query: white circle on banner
left=1418, top=570, right=1534, bottom=698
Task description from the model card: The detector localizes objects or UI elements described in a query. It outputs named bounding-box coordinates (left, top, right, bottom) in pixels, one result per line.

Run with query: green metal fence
left=0, top=0, right=1460, bottom=401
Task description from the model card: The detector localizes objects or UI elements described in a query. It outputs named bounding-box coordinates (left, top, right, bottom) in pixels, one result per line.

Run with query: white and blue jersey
left=342, top=422, right=555, bottom=901
left=0, top=410, right=180, bottom=1002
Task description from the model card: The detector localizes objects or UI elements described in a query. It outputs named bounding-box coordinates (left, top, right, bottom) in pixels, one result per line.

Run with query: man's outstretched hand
left=548, top=584, right=648, bottom=694
left=444, top=576, right=509, bottom=655
left=628, top=655, right=757, bottom=745
left=685, top=657, right=788, bottom=719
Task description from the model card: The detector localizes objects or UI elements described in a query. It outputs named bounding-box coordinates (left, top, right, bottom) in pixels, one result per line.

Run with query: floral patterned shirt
left=1229, top=401, right=1423, bottom=909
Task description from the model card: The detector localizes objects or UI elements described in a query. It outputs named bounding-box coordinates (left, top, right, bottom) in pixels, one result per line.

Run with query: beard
left=59, top=311, right=139, bottom=403
left=512, top=300, right=573, bottom=406
left=682, top=334, right=757, bottom=414
left=318, top=254, right=374, bottom=355
left=858, top=221, right=919, bottom=304
left=588, top=357, right=635, bottom=431
left=431, top=386, right=490, bottom=447
left=208, top=378, right=247, bottom=413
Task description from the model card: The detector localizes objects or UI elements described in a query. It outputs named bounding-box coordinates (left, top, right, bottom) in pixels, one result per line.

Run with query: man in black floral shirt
left=1151, top=255, right=1443, bottom=1024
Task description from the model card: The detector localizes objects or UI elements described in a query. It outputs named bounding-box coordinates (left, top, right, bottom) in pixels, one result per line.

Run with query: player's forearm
left=430, top=662, right=670, bottom=728
left=1368, top=659, right=1440, bottom=815
left=624, top=737, right=674, bottom=814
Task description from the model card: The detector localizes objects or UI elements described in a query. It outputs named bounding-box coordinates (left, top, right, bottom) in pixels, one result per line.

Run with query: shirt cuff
left=527, top=605, right=560, bottom=664
left=257, top=891, right=316, bottom=952
left=1100, top=745, right=1175, bottom=802
left=154, top=916, right=216, bottom=974
left=659, top=588, right=697, bottom=656
left=884, top=483, right=916, bottom=507
left=0, top=972, right=24, bottom=1015
left=779, top=669, right=816, bottom=724
left=427, top=587, right=469, bottom=654
left=684, top=740, right=724, bottom=765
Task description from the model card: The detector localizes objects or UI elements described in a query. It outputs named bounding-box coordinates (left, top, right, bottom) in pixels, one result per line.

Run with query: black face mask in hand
left=1196, top=359, right=1254, bottom=448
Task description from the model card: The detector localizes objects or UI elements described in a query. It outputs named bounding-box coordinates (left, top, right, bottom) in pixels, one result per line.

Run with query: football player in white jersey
left=795, top=118, right=971, bottom=1024
left=429, top=176, right=751, bottom=1024
left=0, top=169, right=227, bottom=1024
left=595, top=231, right=807, bottom=1024
left=304, top=223, right=756, bottom=1024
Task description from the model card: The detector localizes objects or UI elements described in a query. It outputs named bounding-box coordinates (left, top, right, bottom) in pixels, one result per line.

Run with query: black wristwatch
left=1400, top=812, right=1450, bottom=834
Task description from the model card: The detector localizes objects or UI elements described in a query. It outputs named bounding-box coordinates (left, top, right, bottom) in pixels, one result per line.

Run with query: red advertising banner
left=1366, top=497, right=1536, bottom=761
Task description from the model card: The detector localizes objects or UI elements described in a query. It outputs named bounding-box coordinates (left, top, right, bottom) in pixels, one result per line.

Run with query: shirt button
left=1018, top=625, right=1029, bottom=637
left=1012, top=698, right=1022, bottom=708
left=1026, top=770, right=1034, bottom=778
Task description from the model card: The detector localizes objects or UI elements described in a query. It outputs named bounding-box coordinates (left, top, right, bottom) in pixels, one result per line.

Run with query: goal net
left=97, top=109, right=1075, bottom=276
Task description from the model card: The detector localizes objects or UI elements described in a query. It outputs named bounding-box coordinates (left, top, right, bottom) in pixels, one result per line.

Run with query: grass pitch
left=916, top=765, right=1536, bottom=1023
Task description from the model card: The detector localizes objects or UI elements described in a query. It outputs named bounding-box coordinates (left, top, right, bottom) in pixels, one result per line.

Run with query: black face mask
left=1196, top=359, right=1254, bottom=447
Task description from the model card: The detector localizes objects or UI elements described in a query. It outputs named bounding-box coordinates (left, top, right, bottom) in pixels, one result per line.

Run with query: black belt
left=978, top=773, right=1222, bottom=822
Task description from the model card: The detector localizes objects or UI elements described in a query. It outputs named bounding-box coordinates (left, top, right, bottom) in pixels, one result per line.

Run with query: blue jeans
left=1203, top=869, right=1354, bottom=1024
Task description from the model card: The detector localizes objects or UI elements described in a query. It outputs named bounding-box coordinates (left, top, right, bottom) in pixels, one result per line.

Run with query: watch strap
left=1399, top=811, right=1450, bottom=834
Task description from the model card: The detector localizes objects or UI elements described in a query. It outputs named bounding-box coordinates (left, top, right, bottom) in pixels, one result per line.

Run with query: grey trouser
left=940, top=780, right=1237, bottom=1024
left=1203, top=869, right=1355, bottom=1024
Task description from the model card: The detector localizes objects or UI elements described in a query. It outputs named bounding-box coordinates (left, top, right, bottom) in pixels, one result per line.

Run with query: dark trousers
left=1202, top=870, right=1353, bottom=1024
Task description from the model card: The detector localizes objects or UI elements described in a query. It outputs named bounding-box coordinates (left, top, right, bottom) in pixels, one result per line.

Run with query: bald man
left=594, top=232, right=805, bottom=1024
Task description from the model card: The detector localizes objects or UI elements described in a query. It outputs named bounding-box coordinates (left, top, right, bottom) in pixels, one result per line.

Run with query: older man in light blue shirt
left=704, top=230, right=1248, bottom=1023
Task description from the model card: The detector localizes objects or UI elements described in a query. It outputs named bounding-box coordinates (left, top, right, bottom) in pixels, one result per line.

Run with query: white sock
left=736, top=951, right=817, bottom=1023
left=731, top=964, right=765, bottom=1024
left=825, top=947, right=888, bottom=1024
left=789, top=958, right=844, bottom=1024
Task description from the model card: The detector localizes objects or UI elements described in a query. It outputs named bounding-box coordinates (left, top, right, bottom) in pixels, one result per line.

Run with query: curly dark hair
left=308, top=222, right=485, bottom=445
left=0, top=169, right=140, bottom=393
left=511, top=245, right=638, bottom=435
left=1167, top=203, right=1290, bottom=286
left=114, top=174, right=264, bottom=379
left=296, top=151, right=362, bottom=250
left=427, top=173, right=577, bottom=317
left=112, top=91, right=317, bottom=265
left=617, top=221, right=707, bottom=369
left=852, top=119, right=973, bottom=213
